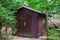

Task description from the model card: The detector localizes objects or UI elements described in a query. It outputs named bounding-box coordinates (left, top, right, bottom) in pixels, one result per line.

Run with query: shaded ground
left=12, top=36, right=47, bottom=40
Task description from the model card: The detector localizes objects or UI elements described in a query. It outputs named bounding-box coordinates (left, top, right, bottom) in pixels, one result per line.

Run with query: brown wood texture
left=15, top=7, right=46, bottom=38
left=0, top=38, right=7, bottom=40
left=38, top=16, right=46, bottom=36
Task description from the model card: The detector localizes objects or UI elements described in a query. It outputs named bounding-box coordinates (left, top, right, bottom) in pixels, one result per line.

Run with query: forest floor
left=12, top=36, right=47, bottom=40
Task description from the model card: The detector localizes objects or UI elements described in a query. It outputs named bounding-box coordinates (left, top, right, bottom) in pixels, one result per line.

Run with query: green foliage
left=0, top=0, right=17, bottom=38
left=0, top=0, right=21, bottom=10
left=25, top=0, right=60, bottom=13
left=1, top=0, right=59, bottom=13
left=47, top=25, right=60, bottom=40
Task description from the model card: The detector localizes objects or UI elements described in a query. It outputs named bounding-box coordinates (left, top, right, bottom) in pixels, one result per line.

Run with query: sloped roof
left=16, top=6, right=46, bottom=15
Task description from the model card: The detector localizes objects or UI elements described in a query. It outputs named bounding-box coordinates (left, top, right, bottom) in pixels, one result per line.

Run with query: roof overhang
left=15, top=6, right=46, bottom=15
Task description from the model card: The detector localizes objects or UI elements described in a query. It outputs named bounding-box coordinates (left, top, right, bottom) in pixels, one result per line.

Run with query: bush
left=47, top=25, right=60, bottom=40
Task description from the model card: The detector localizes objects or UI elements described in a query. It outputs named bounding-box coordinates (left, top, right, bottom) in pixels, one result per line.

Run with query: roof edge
left=15, top=6, right=46, bottom=15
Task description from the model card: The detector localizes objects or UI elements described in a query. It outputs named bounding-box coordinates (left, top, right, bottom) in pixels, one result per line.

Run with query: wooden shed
left=15, top=6, right=47, bottom=38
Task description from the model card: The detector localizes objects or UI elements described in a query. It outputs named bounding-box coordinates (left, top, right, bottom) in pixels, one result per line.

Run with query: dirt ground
left=11, top=36, right=47, bottom=40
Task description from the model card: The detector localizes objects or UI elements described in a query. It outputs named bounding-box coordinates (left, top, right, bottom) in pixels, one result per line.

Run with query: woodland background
left=0, top=0, right=60, bottom=40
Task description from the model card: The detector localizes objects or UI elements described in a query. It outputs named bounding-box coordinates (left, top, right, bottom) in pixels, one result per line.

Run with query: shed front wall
left=15, top=8, right=46, bottom=38
left=16, top=8, right=39, bottom=37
